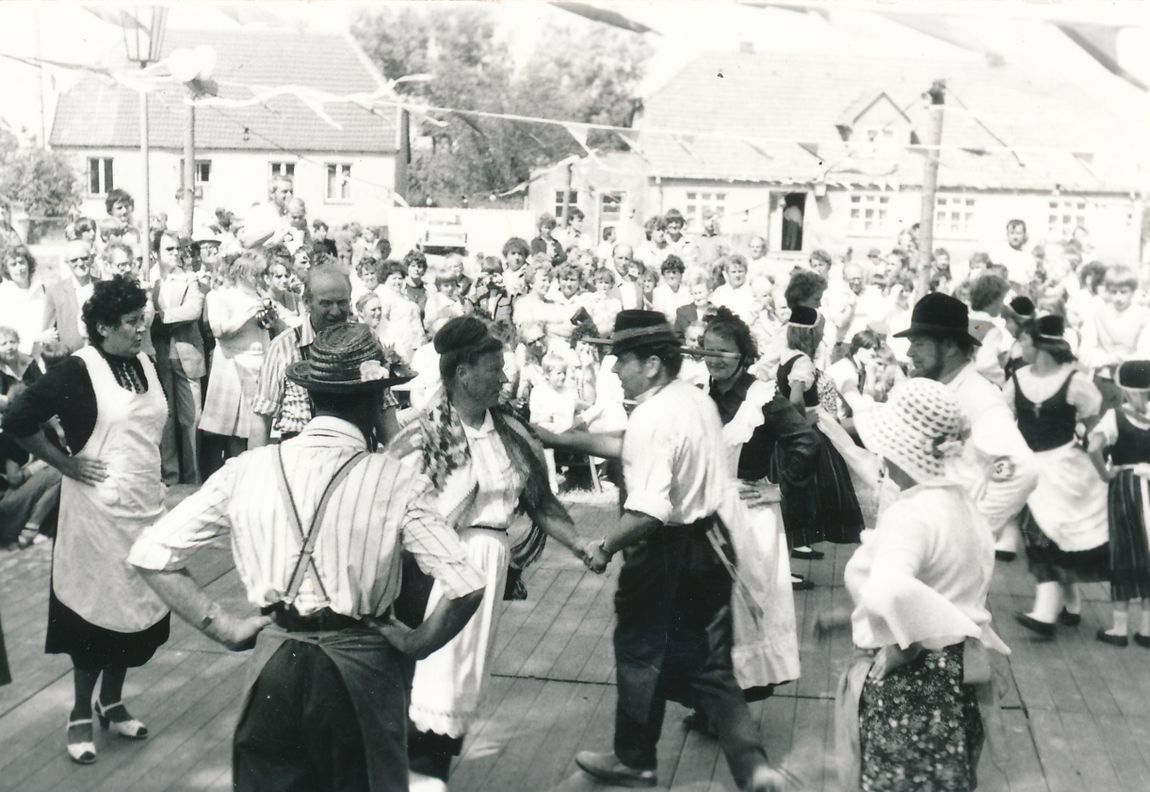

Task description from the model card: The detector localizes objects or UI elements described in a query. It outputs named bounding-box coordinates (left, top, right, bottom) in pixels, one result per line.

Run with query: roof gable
left=50, top=27, right=397, bottom=153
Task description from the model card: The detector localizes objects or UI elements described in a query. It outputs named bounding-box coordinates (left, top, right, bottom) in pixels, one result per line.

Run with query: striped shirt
left=128, top=416, right=485, bottom=617
left=250, top=319, right=399, bottom=435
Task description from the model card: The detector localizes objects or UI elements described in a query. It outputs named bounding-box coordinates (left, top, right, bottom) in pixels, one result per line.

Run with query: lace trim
left=409, top=702, right=477, bottom=739
left=721, top=378, right=776, bottom=448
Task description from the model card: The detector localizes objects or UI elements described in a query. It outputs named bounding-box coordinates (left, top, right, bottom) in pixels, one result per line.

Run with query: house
left=49, top=27, right=408, bottom=232
left=530, top=50, right=1150, bottom=265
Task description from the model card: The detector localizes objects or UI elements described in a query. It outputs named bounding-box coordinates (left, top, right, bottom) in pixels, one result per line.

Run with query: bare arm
left=137, top=567, right=273, bottom=651
left=367, top=589, right=483, bottom=660
left=247, top=414, right=273, bottom=450
left=14, top=430, right=107, bottom=486
left=534, top=426, right=624, bottom=460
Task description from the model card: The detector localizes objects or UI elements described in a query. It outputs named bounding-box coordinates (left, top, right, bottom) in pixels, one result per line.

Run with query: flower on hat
left=359, top=360, right=386, bottom=383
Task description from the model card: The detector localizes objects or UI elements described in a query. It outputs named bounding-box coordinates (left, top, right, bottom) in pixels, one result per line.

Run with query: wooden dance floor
left=2, top=491, right=1149, bottom=791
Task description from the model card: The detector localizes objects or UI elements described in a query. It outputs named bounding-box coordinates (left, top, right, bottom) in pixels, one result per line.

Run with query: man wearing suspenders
left=131, top=324, right=484, bottom=791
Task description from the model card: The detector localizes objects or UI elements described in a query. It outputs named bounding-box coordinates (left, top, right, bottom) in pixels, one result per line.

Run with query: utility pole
left=182, top=103, right=195, bottom=236
left=916, top=80, right=945, bottom=300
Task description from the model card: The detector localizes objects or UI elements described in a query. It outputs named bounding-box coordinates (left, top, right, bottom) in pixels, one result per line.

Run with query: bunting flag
left=82, top=6, right=146, bottom=31
left=550, top=2, right=658, bottom=35
left=877, top=13, right=1005, bottom=66
left=673, top=134, right=698, bottom=160
left=561, top=121, right=593, bottom=155
left=1056, top=22, right=1147, bottom=91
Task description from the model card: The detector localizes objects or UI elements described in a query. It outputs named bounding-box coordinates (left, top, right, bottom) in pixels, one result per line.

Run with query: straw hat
left=855, top=378, right=963, bottom=484
left=286, top=323, right=413, bottom=392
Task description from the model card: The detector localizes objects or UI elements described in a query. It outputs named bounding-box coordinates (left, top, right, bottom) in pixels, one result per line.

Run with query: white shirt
left=622, top=379, right=730, bottom=525
left=845, top=481, right=1008, bottom=654
left=711, top=282, right=756, bottom=324
left=455, top=412, right=525, bottom=530
left=128, top=417, right=484, bottom=617
left=652, top=283, right=692, bottom=322
left=942, top=362, right=1038, bottom=534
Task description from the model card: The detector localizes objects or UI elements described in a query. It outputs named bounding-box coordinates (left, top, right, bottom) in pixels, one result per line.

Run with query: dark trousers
left=613, top=526, right=767, bottom=789
left=234, top=641, right=369, bottom=792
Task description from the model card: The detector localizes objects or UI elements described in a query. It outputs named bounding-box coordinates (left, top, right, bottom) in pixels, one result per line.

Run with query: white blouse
left=845, top=481, right=1009, bottom=655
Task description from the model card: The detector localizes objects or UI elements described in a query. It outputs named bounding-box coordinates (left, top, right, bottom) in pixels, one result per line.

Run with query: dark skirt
left=779, top=428, right=864, bottom=547
left=859, top=644, right=983, bottom=792
left=1020, top=507, right=1111, bottom=585
left=46, top=585, right=169, bottom=670
left=1107, top=470, right=1150, bottom=601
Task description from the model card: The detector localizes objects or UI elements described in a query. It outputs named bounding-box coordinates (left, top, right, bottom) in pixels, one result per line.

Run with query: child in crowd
left=679, top=321, right=711, bottom=390
left=375, top=262, right=424, bottom=364
left=501, top=237, right=530, bottom=297
left=583, top=268, right=623, bottom=336
left=530, top=353, right=579, bottom=491
left=1088, top=360, right=1150, bottom=648
left=968, top=273, right=1010, bottom=386
left=423, top=273, right=467, bottom=330
left=711, top=254, right=755, bottom=324
left=1080, top=264, right=1150, bottom=413
left=652, top=255, right=690, bottom=321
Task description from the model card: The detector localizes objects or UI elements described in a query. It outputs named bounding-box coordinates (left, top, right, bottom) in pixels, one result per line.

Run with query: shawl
left=389, top=393, right=566, bottom=569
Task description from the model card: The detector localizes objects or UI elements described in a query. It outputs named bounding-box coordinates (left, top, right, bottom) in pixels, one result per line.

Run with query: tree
left=353, top=6, right=650, bottom=206
left=0, top=121, right=81, bottom=219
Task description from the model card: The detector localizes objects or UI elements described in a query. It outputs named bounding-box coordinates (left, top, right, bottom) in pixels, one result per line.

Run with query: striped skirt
left=1108, top=470, right=1150, bottom=602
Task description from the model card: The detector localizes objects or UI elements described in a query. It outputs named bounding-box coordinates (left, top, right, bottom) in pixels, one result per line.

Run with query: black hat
left=434, top=316, right=503, bottom=357
left=1032, top=314, right=1070, bottom=350
left=1117, top=360, right=1150, bottom=391
left=788, top=305, right=820, bottom=328
left=1008, top=296, right=1036, bottom=319
left=286, top=323, right=413, bottom=392
left=893, top=293, right=981, bottom=346
left=587, top=309, right=682, bottom=356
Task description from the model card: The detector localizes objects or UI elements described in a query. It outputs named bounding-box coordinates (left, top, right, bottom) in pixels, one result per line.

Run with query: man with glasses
left=43, top=240, right=96, bottom=353
left=153, top=231, right=205, bottom=485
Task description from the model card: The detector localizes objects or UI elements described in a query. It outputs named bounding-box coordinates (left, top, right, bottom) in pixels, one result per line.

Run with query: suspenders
left=273, top=446, right=370, bottom=606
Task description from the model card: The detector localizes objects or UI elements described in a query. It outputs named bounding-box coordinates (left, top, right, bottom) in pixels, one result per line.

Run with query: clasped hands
left=578, top=539, right=611, bottom=574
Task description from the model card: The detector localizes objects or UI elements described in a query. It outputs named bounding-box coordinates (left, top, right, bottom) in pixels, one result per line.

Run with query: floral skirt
left=859, top=644, right=983, bottom=792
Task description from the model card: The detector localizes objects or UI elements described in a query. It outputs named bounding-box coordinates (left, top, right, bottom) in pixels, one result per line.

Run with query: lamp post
left=122, top=6, right=168, bottom=254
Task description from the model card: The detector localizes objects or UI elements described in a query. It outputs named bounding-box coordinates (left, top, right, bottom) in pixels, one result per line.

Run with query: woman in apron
left=696, top=308, right=801, bottom=724
left=6, top=276, right=171, bottom=765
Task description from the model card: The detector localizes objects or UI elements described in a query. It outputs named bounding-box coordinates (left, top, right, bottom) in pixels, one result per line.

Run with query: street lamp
left=122, top=6, right=168, bottom=254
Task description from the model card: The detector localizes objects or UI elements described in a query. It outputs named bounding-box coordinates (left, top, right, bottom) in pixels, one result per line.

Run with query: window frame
left=325, top=162, right=353, bottom=204
left=933, top=194, right=977, bottom=239
left=87, top=157, right=114, bottom=196
left=847, top=191, right=893, bottom=236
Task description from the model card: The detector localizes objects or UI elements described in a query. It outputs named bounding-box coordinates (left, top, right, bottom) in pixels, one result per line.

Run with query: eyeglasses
left=67, top=256, right=93, bottom=264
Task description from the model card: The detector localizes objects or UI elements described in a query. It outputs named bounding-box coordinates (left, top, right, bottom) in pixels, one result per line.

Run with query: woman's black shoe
left=1096, top=629, right=1128, bottom=647
left=791, top=574, right=815, bottom=591
left=791, top=547, right=825, bottom=561
left=1134, top=633, right=1150, bottom=649
left=1058, top=609, right=1081, bottom=627
left=1015, top=613, right=1055, bottom=638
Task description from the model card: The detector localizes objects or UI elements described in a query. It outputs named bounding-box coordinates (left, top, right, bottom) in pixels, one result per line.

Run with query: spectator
left=530, top=213, right=567, bottom=265
left=652, top=255, right=690, bottom=321
left=673, top=267, right=714, bottom=336
left=502, top=237, right=530, bottom=297
left=0, top=245, right=51, bottom=359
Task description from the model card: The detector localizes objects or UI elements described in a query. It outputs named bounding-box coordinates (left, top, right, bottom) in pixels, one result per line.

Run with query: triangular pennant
left=562, top=122, right=593, bottom=155
left=1057, top=22, right=1147, bottom=91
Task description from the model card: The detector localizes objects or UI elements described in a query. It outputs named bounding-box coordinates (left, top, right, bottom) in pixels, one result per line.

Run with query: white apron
left=1027, top=440, right=1110, bottom=551
left=55, top=345, right=170, bottom=633
left=717, top=379, right=801, bottom=689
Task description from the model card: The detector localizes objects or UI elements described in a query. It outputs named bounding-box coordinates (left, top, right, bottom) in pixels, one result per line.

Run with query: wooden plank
left=491, top=568, right=583, bottom=678
left=449, top=676, right=547, bottom=791
left=1056, top=710, right=1120, bottom=791
left=996, top=709, right=1049, bottom=792
left=1096, top=714, right=1150, bottom=792
left=516, top=682, right=609, bottom=791
left=668, top=725, right=722, bottom=791
left=518, top=569, right=606, bottom=679
left=488, top=565, right=562, bottom=671
left=782, top=698, right=833, bottom=792
left=1028, top=710, right=1083, bottom=792
left=548, top=565, right=616, bottom=681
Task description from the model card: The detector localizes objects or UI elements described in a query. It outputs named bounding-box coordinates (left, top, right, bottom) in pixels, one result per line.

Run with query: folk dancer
left=129, top=324, right=485, bottom=792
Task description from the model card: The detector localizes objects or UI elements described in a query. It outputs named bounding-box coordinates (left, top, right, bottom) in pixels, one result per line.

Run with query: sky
left=1, top=1, right=1149, bottom=145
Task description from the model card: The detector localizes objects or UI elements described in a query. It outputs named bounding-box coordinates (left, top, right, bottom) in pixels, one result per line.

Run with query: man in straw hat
left=128, top=323, right=485, bottom=792
left=895, top=293, right=1037, bottom=561
left=541, top=309, right=786, bottom=791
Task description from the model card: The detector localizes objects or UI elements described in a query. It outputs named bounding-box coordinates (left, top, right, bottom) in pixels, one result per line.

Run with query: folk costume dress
left=841, top=480, right=1009, bottom=792
left=1091, top=407, right=1150, bottom=601
left=7, top=345, right=171, bottom=668
left=775, top=350, right=868, bottom=544
left=200, top=285, right=270, bottom=439
left=709, top=373, right=801, bottom=692
left=388, top=394, right=559, bottom=762
left=1004, top=366, right=1111, bottom=583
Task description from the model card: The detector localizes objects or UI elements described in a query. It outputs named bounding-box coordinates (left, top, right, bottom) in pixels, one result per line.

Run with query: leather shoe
left=791, top=547, right=824, bottom=561
left=1134, top=633, right=1150, bottom=649
left=1096, top=629, right=1128, bottom=647
left=1015, top=613, right=1055, bottom=638
left=1058, top=609, right=1081, bottom=627
left=791, top=575, right=815, bottom=592
left=994, top=550, right=1017, bottom=562
left=575, top=751, right=656, bottom=788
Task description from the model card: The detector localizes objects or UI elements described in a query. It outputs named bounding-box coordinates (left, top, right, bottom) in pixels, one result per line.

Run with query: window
left=1047, top=198, right=1088, bottom=240
left=600, top=191, right=624, bottom=223
left=934, top=195, right=976, bottom=237
left=178, top=160, right=212, bottom=197
left=685, top=190, right=727, bottom=229
left=553, top=190, right=578, bottom=219
left=325, top=163, right=352, bottom=202
left=87, top=158, right=114, bottom=195
left=781, top=192, right=806, bottom=251
left=848, top=192, right=892, bottom=235
left=270, top=161, right=296, bottom=181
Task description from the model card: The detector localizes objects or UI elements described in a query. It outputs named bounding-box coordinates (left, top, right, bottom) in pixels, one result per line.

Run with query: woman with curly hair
left=6, top=276, right=171, bottom=765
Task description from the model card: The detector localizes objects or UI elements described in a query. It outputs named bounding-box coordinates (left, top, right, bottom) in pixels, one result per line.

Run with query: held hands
left=62, top=457, right=109, bottom=485
left=580, top=539, right=610, bottom=574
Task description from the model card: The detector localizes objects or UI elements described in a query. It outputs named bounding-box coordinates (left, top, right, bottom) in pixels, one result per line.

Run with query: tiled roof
left=636, top=52, right=1148, bottom=192
left=50, top=28, right=397, bottom=153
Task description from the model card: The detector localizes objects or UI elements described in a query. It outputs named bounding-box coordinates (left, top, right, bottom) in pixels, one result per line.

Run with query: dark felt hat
left=587, top=309, right=683, bottom=356
left=1008, top=296, right=1036, bottom=319
left=286, top=323, right=413, bottom=392
left=1032, top=314, right=1071, bottom=352
left=1118, top=360, right=1150, bottom=391
left=893, top=293, right=981, bottom=346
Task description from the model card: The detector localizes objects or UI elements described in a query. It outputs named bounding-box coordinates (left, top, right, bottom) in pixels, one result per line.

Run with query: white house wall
left=63, top=148, right=399, bottom=231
